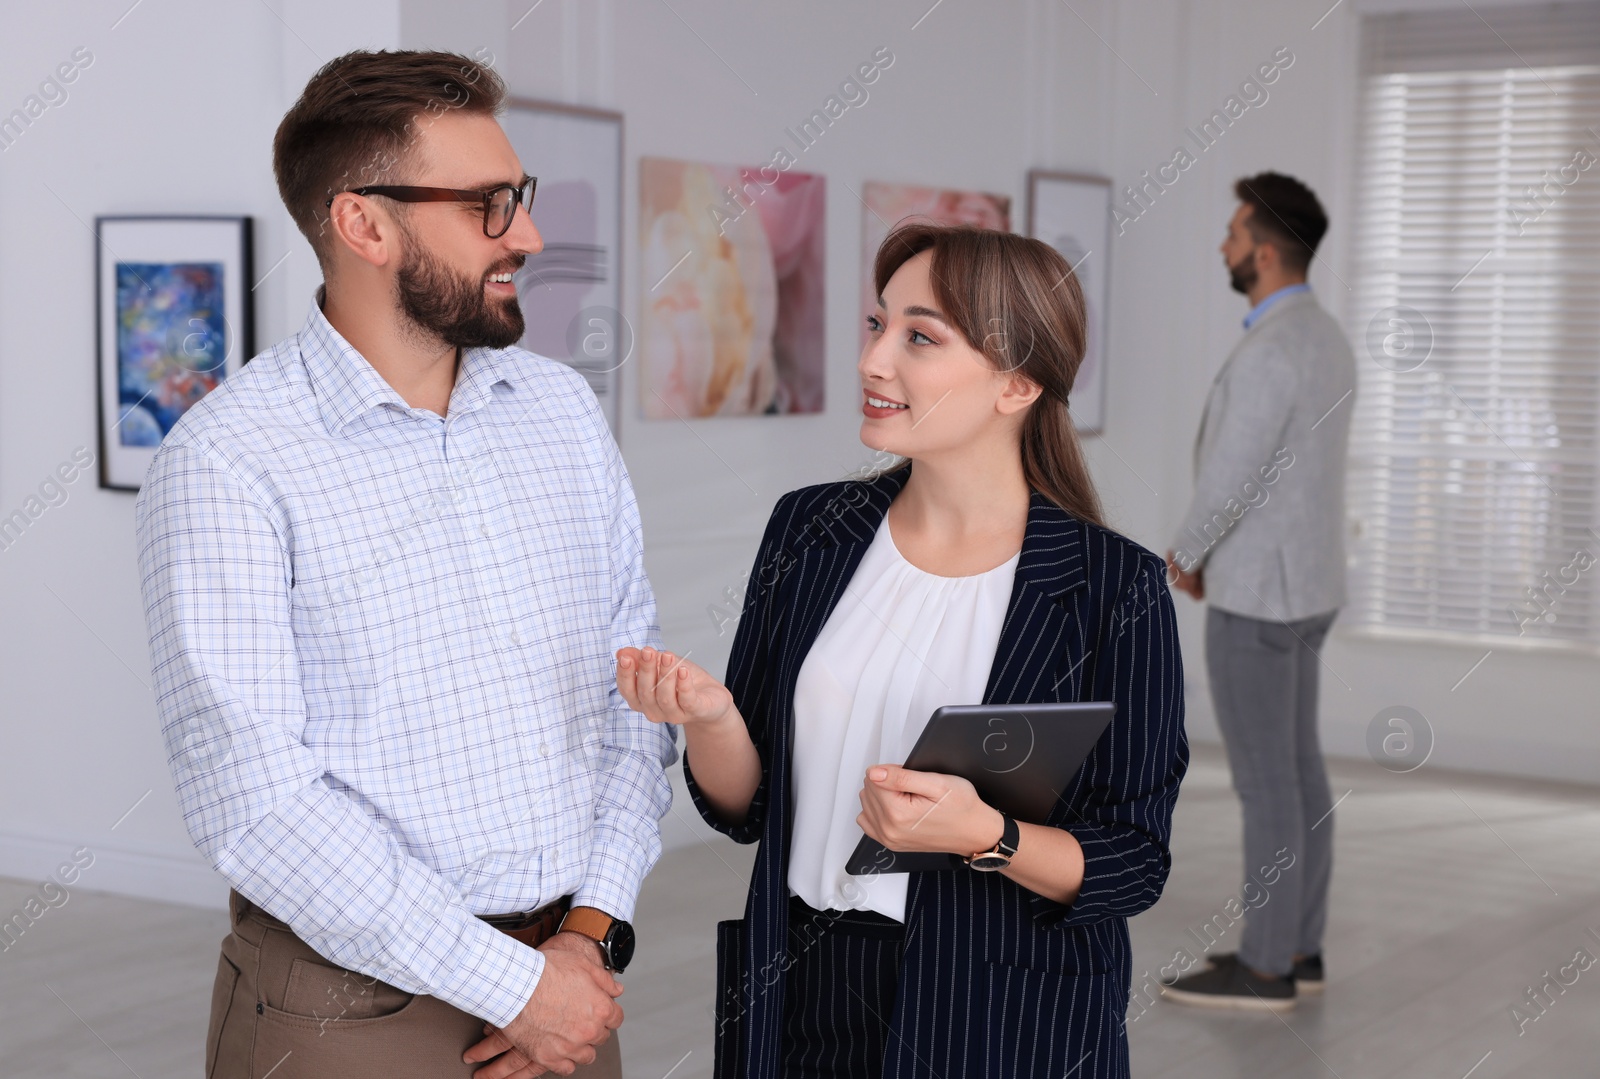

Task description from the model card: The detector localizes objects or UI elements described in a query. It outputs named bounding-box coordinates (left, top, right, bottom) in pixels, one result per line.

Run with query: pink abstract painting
left=858, top=182, right=1010, bottom=346
left=639, top=157, right=825, bottom=418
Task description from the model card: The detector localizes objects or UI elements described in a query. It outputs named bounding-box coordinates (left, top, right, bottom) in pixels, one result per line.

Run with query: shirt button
left=508, top=628, right=522, bottom=646
left=540, top=743, right=551, bottom=757
left=478, top=524, right=491, bottom=540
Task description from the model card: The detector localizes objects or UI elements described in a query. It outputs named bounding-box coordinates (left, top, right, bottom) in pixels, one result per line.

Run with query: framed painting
left=1027, top=170, right=1112, bottom=434
left=858, top=181, right=1011, bottom=347
left=638, top=156, right=826, bottom=418
left=95, top=215, right=253, bottom=491
left=501, top=98, right=625, bottom=437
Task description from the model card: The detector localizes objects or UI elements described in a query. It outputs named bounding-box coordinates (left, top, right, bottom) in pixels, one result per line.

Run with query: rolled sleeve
left=1035, top=556, right=1188, bottom=929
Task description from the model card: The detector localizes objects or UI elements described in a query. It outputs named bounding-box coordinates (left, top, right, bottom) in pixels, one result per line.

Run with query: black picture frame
left=95, top=214, right=254, bottom=491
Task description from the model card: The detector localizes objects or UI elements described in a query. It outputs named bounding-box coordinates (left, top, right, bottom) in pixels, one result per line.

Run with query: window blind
left=1348, top=3, right=1600, bottom=648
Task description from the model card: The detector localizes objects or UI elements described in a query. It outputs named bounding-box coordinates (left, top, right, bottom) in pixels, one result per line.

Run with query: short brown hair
left=872, top=222, right=1105, bottom=529
left=273, top=49, right=506, bottom=269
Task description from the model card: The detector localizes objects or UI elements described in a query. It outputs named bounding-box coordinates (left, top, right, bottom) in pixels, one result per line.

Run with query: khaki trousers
left=207, top=891, right=622, bottom=1079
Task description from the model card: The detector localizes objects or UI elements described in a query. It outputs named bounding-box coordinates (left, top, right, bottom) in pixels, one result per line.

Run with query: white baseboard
left=0, top=828, right=230, bottom=911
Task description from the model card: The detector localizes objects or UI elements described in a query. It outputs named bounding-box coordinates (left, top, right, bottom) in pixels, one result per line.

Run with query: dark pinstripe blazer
left=686, top=465, right=1188, bottom=1079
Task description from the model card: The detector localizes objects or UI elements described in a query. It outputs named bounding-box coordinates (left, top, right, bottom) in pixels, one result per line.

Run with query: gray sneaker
left=1162, top=954, right=1297, bottom=1012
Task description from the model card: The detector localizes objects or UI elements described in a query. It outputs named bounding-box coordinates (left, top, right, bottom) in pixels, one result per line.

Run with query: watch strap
left=559, top=905, right=615, bottom=946
left=996, top=813, right=1020, bottom=858
left=966, top=813, right=1019, bottom=866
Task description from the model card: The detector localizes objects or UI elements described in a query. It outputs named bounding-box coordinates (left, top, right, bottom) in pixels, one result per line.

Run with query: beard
left=394, top=227, right=525, bottom=349
left=1227, top=249, right=1258, bottom=295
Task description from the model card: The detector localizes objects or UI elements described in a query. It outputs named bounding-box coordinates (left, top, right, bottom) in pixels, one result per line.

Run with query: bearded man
left=1162, top=172, right=1355, bottom=1013
left=135, top=50, right=671, bottom=1079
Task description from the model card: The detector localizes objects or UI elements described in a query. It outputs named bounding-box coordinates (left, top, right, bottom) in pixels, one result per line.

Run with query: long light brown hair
left=871, top=221, right=1106, bottom=528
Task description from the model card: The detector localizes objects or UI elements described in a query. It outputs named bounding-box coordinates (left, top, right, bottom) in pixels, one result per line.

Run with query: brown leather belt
left=478, top=895, right=570, bottom=949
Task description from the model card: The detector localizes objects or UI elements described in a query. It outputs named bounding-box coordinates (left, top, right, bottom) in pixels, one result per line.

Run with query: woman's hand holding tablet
left=855, top=764, right=1005, bottom=859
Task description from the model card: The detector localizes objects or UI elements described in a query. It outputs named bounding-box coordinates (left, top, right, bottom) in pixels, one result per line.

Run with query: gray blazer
left=1172, top=289, right=1356, bottom=622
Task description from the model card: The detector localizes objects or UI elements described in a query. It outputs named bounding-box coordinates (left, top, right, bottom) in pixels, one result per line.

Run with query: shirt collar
left=1242, top=282, right=1311, bottom=330
left=299, top=289, right=520, bottom=436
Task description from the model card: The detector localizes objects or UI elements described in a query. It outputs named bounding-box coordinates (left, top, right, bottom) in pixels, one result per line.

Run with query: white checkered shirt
left=135, top=297, right=675, bottom=1026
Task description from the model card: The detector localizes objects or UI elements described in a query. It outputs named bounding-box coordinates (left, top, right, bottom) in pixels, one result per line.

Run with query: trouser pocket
left=250, top=935, right=479, bottom=1078
left=217, top=907, right=481, bottom=1078
left=205, top=952, right=240, bottom=1079
left=209, top=933, right=256, bottom=1079
left=251, top=987, right=468, bottom=1078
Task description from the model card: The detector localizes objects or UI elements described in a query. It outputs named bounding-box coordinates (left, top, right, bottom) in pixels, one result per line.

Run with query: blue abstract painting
left=116, top=262, right=226, bottom=446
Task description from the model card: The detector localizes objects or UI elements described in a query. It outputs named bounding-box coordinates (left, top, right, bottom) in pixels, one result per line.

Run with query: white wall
left=1, top=0, right=1592, bottom=909
left=0, top=0, right=402, bottom=907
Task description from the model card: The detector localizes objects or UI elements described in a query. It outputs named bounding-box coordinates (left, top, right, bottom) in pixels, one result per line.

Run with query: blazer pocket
left=979, top=961, right=1121, bottom=1079
left=1043, top=921, right=1118, bottom=977
left=713, top=919, right=747, bottom=1079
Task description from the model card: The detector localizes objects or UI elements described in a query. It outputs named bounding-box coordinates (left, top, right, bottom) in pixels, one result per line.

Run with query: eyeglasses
left=326, top=176, right=537, bottom=239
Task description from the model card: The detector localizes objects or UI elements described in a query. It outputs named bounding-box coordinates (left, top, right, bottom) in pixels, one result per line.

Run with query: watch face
left=606, top=920, right=637, bottom=972
left=968, top=853, right=1011, bottom=872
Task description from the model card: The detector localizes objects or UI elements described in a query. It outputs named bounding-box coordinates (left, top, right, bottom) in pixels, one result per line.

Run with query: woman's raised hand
left=616, top=647, right=736, bottom=728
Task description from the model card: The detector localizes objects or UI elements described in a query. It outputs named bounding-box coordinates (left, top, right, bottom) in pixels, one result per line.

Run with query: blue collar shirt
left=1243, top=282, right=1312, bottom=330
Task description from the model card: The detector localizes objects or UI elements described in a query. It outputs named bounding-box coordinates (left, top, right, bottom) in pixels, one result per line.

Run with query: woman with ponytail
left=617, top=222, right=1188, bottom=1079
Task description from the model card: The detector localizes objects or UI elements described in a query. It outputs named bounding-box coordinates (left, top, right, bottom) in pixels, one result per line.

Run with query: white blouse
left=787, top=514, right=1020, bottom=922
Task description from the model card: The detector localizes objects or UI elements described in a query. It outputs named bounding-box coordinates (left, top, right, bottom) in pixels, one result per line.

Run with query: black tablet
left=844, top=700, right=1116, bottom=875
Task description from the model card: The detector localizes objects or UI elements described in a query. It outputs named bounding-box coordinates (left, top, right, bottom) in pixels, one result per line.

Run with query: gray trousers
left=1205, top=606, right=1338, bottom=978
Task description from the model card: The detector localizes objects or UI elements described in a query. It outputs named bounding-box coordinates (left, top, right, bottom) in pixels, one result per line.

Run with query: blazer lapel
left=1195, top=332, right=1252, bottom=464
left=779, top=470, right=1092, bottom=735
left=764, top=468, right=908, bottom=820
left=982, top=491, right=1092, bottom=706
left=781, top=467, right=908, bottom=682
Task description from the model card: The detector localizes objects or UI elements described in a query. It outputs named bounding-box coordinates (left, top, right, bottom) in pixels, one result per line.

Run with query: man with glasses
left=135, top=50, right=670, bottom=1079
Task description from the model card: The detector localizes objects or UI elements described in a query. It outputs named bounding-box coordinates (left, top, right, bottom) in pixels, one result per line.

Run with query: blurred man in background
left=1163, top=172, right=1356, bottom=1013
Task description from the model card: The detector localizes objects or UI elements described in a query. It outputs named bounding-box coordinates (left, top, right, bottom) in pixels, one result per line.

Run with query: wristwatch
left=965, top=813, right=1020, bottom=872
left=559, top=906, right=637, bottom=973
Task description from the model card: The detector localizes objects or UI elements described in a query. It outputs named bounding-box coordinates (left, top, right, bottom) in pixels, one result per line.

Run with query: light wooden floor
left=3, top=745, right=1597, bottom=1078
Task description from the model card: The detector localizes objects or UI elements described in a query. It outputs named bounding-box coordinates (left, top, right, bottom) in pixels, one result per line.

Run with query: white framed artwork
left=1027, top=170, right=1112, bottom=435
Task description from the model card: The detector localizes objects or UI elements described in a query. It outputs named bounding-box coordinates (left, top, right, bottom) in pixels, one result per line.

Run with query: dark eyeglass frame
left=325, top=175, right=537, bottom=238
